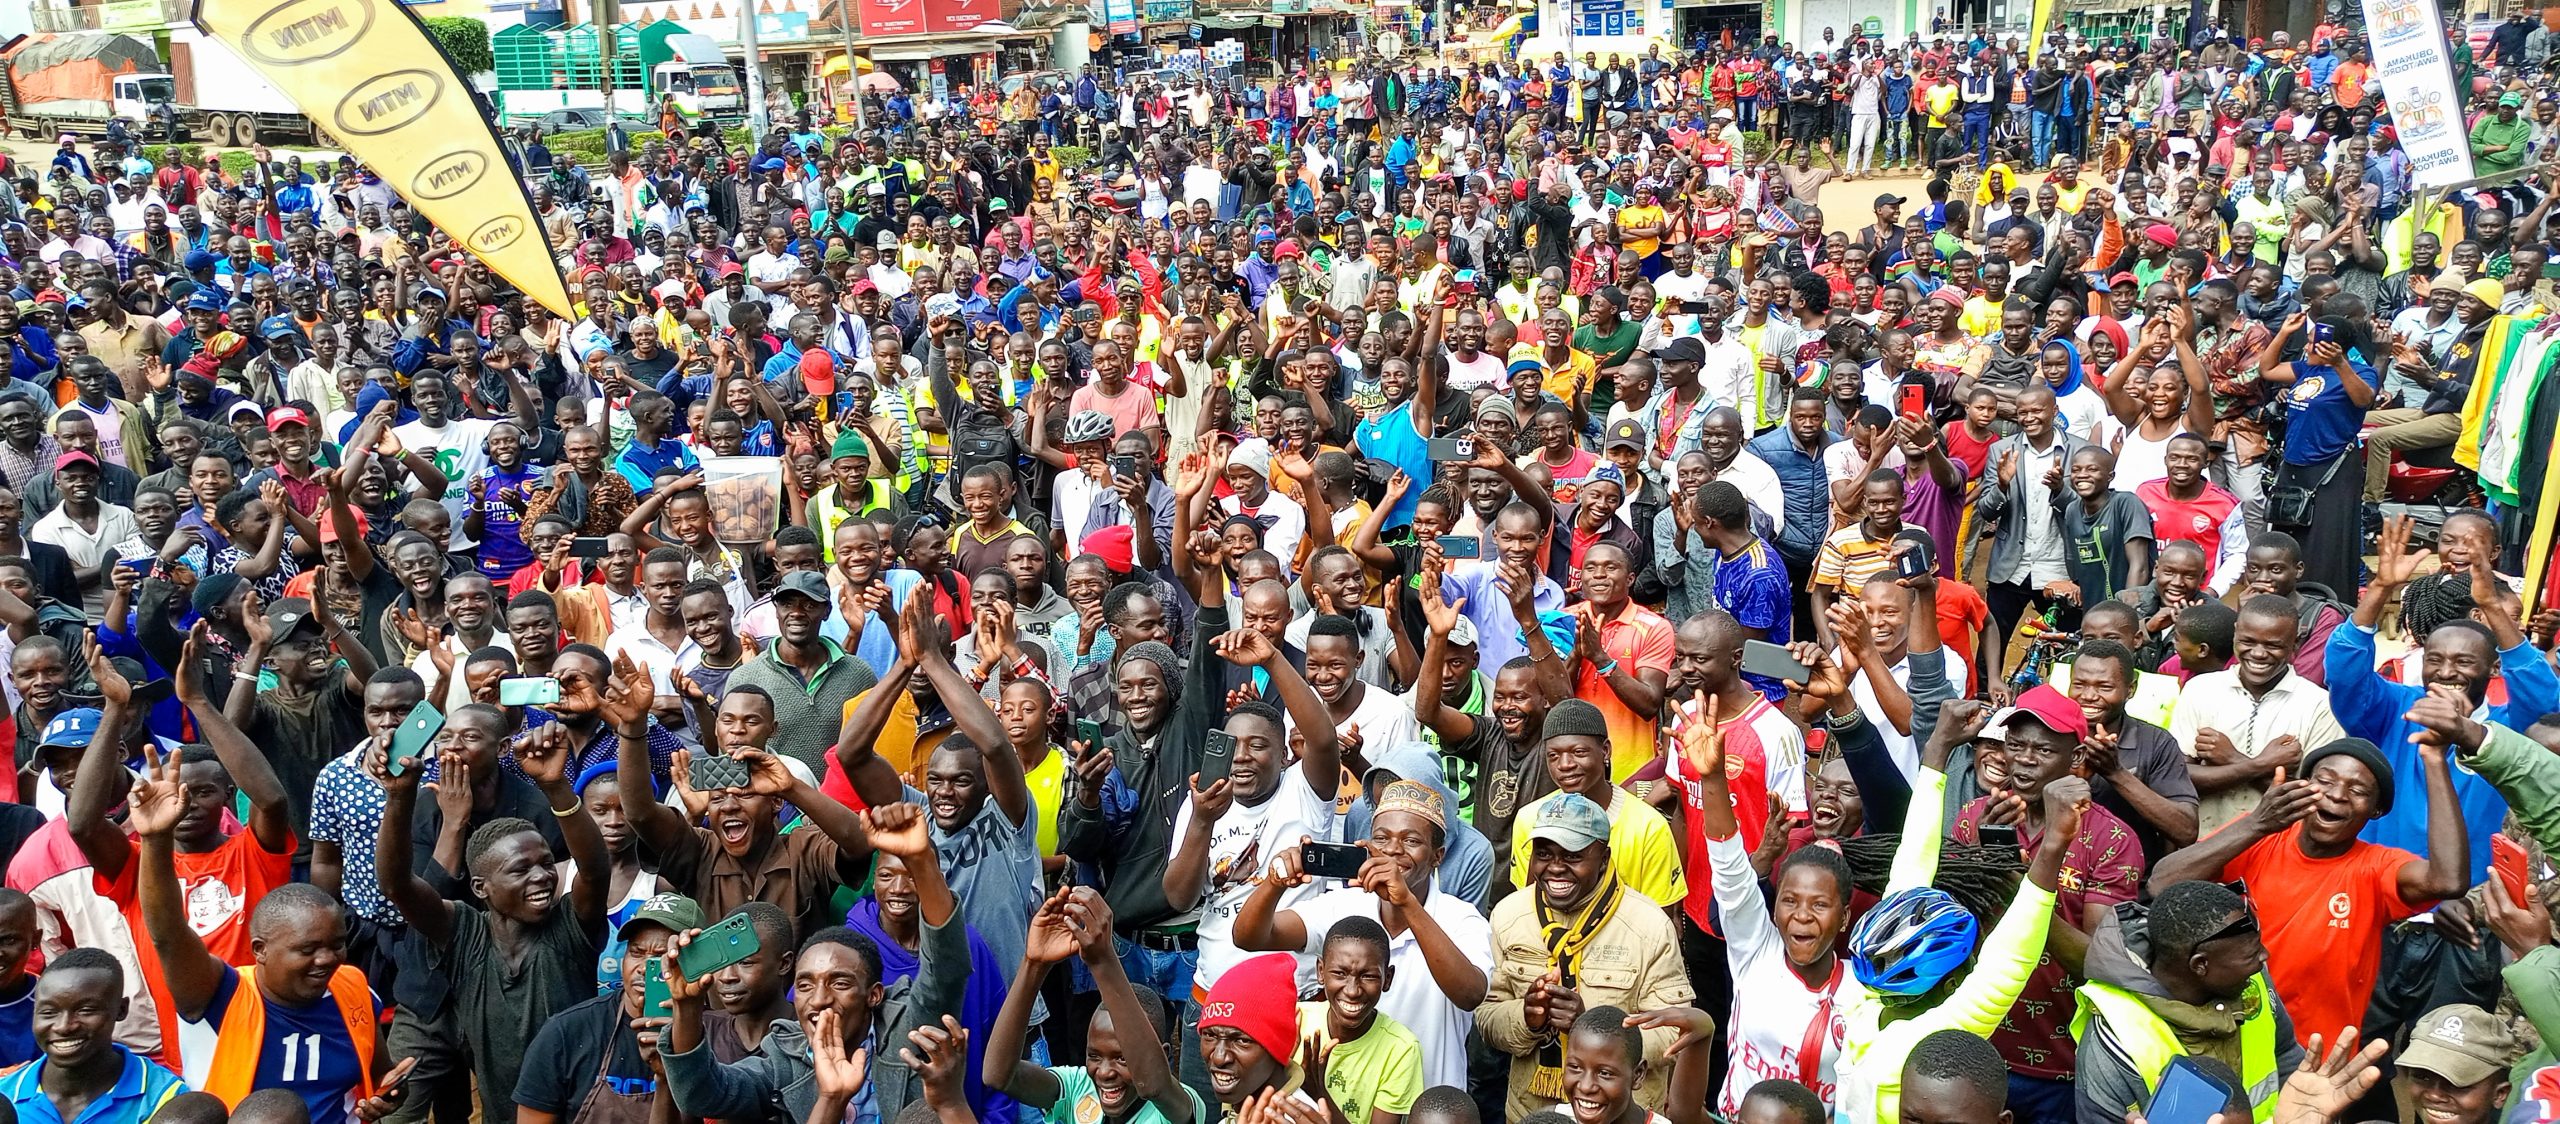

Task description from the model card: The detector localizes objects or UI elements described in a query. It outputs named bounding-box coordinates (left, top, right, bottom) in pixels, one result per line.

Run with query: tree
left=424, top=16, right=495, bottom=76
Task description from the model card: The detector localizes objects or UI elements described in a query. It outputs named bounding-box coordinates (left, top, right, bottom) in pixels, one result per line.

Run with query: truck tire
left=232, top=115, right=258, bottom=146
left=204, top=115, right=234, bottom=146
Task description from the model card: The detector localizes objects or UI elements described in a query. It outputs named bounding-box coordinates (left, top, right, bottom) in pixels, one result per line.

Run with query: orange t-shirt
left=1574, top=601, right=1680, bottom=783
left=1934, top=581, right=1992, bottom=696
left=2219, top=824, right=2423, bottom=1048
left=97, top=828, right=297, bottom=1065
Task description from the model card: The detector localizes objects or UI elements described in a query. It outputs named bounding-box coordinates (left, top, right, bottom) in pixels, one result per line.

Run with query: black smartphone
left=1200, top=729, right=1236, bottom=785
left=1301, top=840, right=1368, bottom=880
left=1439, top=535, right=1481, bottom=559
left=1894, top=529, right=1936, bottom=579
left=1978, top=824, right=2023, bottom=853
left=1425, top=436, right=1478, bottom=461
left=1740, top=639, right=1813, bottom=684
left=1110, top=454, right=1139, bottom=481
left=690, top=752, right=752, bottom=792
left=568, top=536, right=614, bottom=559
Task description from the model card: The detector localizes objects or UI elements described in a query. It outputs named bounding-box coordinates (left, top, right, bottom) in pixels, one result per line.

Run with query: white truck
left=497, top=30, right=745, bottom=127
left=1, top=27, right=328, bottom=147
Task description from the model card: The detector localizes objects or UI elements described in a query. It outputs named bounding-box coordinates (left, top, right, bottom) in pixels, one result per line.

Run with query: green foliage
left=1053, top=145, right=1093, bottom=170
left=1739, top=130, right=1773, bottom=163
left=424, top=16, right=496, bottom=76
left=138, top=145, right=258, bottom=179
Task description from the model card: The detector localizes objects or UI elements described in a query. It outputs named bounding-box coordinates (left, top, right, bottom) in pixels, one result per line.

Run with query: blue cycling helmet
left=1848, top=887, right=1979, bottom=996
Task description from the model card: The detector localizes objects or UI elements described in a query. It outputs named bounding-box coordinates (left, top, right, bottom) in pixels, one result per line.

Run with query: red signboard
left=927, top=0, right=990, bottom=31
left=858, top=0, right=925, bottom=35
left=859, top=0, right=991, bottom=33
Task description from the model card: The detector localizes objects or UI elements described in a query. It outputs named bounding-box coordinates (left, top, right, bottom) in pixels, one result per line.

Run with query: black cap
left=1651, top=336, right=1706, bottom=364
left=1874, top=193, right=1907, bottom=208
left=265, top=596, right=323, bottom=639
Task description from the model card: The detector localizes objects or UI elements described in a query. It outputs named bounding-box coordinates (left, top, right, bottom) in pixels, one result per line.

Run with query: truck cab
left=651, top=60, right=745, bottom=123
left=110, top=72, right=175, bottom=125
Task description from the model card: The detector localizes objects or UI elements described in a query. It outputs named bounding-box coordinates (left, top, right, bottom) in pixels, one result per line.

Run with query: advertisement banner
left=1104, top=0, right=1137, bottom=33
left=2361, top=0, right=2477, bottom=187
left=191, top=0, right=574, bottom=317
left=927, top=0, right=992, bottom=32
left=859, top=0, right=925, bottom=34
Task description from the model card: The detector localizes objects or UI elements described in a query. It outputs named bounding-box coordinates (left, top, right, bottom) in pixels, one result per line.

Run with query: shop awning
left=860, top=32, right=1003, bottom=57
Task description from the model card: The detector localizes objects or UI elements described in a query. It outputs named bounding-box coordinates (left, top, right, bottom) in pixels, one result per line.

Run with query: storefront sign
left=2362, top=0, right=2478, bottom=185
left=858, top=0, right=990, bottom=34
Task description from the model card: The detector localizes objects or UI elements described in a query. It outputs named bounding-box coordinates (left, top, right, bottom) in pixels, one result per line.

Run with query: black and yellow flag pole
left=192, top=0, right=577, bottom=318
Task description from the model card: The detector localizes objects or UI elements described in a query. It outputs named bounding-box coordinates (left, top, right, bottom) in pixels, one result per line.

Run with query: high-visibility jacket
left=2073, top=976, right=2283, bottom=1124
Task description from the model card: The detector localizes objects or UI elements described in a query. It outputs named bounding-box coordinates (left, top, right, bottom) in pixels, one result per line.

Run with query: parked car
left=527, top=108, right=652, bottom=133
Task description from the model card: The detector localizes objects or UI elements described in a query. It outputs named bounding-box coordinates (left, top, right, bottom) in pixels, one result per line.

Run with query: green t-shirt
left=1295, top=1003, right=1425, bottom=1124
left=2473, top=114, right=2533, bottom=173
left=1040, top=1066, right=1208, bottom=1124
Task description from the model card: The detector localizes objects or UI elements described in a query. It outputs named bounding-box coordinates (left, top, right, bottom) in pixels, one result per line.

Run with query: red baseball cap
left=1984, top=684, right=2090, bottom=741
left=266, top=406, right=313, bottom=431
left=318, top=509, right=372, bottom=544
left=53, top=450, right=99, bottom=474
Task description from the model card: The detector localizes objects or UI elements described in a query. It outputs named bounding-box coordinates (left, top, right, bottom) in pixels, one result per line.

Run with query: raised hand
left=428, top=749, right=475, bottom=825
left=2373, top=514, right=2434, bottom=589
left=902, top=1016, right=971, bottom=1111
left=241, top=589, right=274, bottom=647
left=1624, top=1006, right=1717, bottom=1057
left=735, top=748, right=798, bottom=796
left=87, top=634, right=133, bottom=709
left=125, top=741, right=189, bottom=839
left=867, top=801, right=931, bottom=859
left=1213, top=626, right=1280, bottom=668
left=2249, top=766, right=2319, bottom=834
left=1059, top=886, right=1116, bottom=961
left=2272, top=1030, right=2391, bottom=1124
left=1419, top=576, right=1466, bottom=637
left=350, top=1057, right=419, bottom=1122
left=594, top=651, right=656, bottom=733
left=1790, top=641, right=1852, bottom=703
left=2404, top=682, right=2486, bottom=755
left=1677, top=696, right=1724, bottom=780
left=807, top=1008, right=870, bottom=1101
left=516, top=722, right=573, bottom=787
left=1025, top=887, right=1083, bottom=963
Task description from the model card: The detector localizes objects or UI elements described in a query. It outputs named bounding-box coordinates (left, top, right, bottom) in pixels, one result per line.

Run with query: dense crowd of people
left=3, top=12, right=2560, bottom=1124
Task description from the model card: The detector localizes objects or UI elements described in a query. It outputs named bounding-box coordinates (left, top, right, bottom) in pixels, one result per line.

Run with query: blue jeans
left=1114, top=937, right=1211, bottom=1108
left=1964, top=109, right=1993, bottom=166
left=2030, top=108, right=2055, bottom=165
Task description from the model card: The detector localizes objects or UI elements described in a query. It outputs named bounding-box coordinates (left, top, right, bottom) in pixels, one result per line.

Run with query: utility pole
left=598, top=0, right=620, bottom=121
left=743, top=1, right=769, bottom=145
left=840, top=0, right=870, bottom=128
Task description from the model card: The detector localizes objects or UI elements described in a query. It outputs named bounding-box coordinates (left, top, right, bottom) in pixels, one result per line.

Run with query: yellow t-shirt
left=1025, top=745, right=1066, bottom=860
left=1961, top=294, right=2007, bottom=339
left=1925, top=82, right=1960, bottom=128
left=1296, top=1003, right=1426, bottom=1124
left=1618, top=202, right=1668, bottom=258
left=1508, top=789, right=1686, bottom=907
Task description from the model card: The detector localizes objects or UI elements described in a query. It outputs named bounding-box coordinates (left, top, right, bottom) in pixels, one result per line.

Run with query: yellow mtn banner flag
left=193, top=0, right=574, bottom=317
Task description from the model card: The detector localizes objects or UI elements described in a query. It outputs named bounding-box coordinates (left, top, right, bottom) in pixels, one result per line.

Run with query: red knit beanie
left=1198, top=954, right=1299, bottom=1057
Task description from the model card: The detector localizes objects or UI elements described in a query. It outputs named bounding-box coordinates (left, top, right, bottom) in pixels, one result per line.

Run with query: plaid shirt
left=106, top=240, right=148, bottom=284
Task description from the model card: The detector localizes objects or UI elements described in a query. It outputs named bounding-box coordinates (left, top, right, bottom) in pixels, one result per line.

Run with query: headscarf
left=2042, top=336, right=2088, bottom=398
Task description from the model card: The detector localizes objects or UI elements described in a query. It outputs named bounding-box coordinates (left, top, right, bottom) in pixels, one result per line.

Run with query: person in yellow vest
left=2070, top=879, right=2303, bottom=1123
left=126, top=739, right=414, bottom=1122
left=805, top=429, right=907, bottom=561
